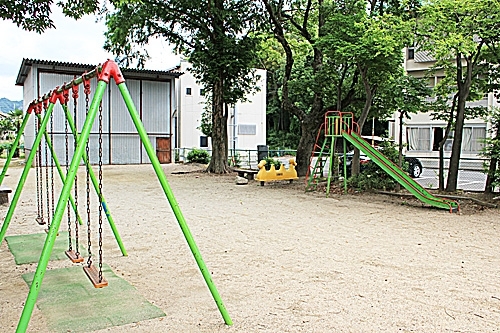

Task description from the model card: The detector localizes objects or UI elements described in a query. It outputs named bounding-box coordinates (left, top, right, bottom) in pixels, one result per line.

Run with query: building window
left=446, top=127, right=486, bottom=153
left=200, top=136, right=208, bottom=147
left=200, top=88, right=205, bottom=96
left=238, top=124, right=257, bottom=135
left=186, top=87, right=192, bottom=95
left=407, top=47, right=415, bottom=60
left=408, top=125, right=486, bottom=153
left=407, top=127, right=431, bottom=151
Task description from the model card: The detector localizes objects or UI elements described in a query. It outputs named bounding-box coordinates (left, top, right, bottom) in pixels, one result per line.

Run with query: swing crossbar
left=83, top=264, right=108, bottom=288
left=65, top=250, right=84, bottom=263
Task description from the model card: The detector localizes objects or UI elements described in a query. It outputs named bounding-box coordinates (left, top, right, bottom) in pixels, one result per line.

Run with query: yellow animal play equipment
left=256, top=159, right=299, bottom=186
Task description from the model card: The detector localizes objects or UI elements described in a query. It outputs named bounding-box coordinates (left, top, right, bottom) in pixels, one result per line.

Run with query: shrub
left=263, top=156, right=281, bottom=170
left=187, top=148, right=210, bottom=164
left=347, top=140, right=406, bottom=191
left=228, top=153, right=241, bottom=167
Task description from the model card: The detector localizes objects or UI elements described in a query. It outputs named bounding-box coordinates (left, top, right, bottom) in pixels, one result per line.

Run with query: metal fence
left=410, top=156, right=491, bottom=192
left=174, top=147, right=296, bottom=169
left=174, top=147, right=496, bottom=192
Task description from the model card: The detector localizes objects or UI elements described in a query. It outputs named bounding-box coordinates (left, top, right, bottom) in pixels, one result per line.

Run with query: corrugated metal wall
left=36, top=72, right=171, bottom=165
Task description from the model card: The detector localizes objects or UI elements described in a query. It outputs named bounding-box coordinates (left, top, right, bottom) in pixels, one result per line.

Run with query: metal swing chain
left=98, top=100, right=104, bottom=282
left=84, top=81, right=92, bottom=268
left=44, top=103, right=51, bottom=229
left=64, top=86, right=72, bottom=251
left=73, top=81, right=80, bottom=256
left=37, top=107, right=44, bottom=225
left=35, top=115, right=42, bottom=222
left=50, top=109, right=55, bottom=229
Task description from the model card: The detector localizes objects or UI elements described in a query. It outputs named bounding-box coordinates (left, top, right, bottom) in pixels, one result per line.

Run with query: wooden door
left=156, top=137, right=171, bottom=164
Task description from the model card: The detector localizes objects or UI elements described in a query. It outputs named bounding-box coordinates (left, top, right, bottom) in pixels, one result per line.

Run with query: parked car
left=339, top=151, right=423, bottom=178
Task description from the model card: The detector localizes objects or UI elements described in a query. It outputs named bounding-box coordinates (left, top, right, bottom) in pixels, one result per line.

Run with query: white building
left=174, top=60, right=266, bottom=159
left=389, top=49, right=498, bottom=159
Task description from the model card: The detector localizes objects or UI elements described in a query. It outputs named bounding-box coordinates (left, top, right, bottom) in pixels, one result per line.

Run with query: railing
left=173, top=147, right=496, bottom=192
left=174, top=147, right=296, bottom=169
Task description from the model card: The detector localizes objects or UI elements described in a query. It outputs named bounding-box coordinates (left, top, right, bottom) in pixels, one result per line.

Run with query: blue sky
left=0, top=6, right=180, bottom=103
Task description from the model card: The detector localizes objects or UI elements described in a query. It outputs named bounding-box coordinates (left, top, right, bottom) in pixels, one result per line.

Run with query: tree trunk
left=485, top=157, right=498, bottom=194
left=446, top=54, right=472, bottom=192
left=485, top=118, right=500, bottom=193
left=445, top=96, right=467, bottom=191
left=207, top=77, right=230, bottom=173
left=396, top=111, right=404, bottom=192
left=352, top=64, right=374, bottom=176
left=295, top=118, right=319, bottom=176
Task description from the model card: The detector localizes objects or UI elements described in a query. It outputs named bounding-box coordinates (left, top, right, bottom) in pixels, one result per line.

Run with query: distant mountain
left=0, top=98, right=23, bottom=113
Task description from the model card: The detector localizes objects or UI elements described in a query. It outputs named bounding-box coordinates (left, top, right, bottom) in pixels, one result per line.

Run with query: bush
left=228, top=153, right=241, bottom=167
left=263, top=156, right=281, bottom=170
left=187, top=148, right=210, bottom=164
left=347, top=140, right=406, bottom=191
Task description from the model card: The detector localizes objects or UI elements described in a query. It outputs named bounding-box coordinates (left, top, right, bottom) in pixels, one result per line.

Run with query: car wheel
left=409, top=162, right=422, bottom=178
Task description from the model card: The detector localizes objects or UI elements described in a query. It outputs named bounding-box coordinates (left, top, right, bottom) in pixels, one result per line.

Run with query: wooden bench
left=0, top=185, right=12, bottom=205
left=233, top=168, right=258, bottom=180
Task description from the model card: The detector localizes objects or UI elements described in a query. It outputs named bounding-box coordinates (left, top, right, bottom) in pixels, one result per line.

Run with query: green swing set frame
left=0, top=60, right=232, bottom=332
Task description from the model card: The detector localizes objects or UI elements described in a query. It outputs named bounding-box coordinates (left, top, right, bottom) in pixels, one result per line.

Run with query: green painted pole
left=36, top=114, right=84, bottom=226
left=0, top=108, right=52, bottom=243
left=0, top=112, right=31, bottom=184
left=16, top=82, right=107, bottom=333
left=343, top=139, right=347, bottom=194
left=61, top=104, right=127, bottom=256
left=326, top=136, right=335, bottom=197
left=118, top=82, right=233, bottom=326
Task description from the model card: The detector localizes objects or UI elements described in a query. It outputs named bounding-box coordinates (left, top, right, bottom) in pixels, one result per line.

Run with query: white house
left=388, top=49, right=498, bottom=159
left=174, top=60, right=266, bottom=160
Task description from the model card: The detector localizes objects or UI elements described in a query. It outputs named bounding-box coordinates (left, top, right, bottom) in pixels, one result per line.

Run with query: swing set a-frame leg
left=0, top=111, right=31, bottom=185
left=60, top=104, right=127, bottom=256
left=118, top=82, right=233, bottom=326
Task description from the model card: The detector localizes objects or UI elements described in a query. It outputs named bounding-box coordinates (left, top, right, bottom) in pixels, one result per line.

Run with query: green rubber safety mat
left=23, top=264, right=166, bottom=332
left=5, top=232, right=88, bottom=265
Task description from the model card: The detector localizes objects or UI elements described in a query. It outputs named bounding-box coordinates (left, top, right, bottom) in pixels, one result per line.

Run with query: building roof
left=16, top=58, right=183, bottom=86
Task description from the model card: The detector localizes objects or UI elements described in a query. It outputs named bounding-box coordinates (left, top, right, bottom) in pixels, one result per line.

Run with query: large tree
left=261, top=0, right=329, bottom=176
left=321, top=5, right=408, bottom=174
left=415, top=0, right=500, bottom=191
left=262, top=0, right=410, bottom=176
left=2, top=0, right=260, bottom=174
left=104, top=1, right=260, bottom=173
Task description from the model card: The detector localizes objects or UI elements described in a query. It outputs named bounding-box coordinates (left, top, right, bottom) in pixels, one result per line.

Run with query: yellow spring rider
left=255, top=159, right=299, bottom=186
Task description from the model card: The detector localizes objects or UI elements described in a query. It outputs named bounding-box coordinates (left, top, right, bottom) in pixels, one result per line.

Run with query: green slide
left=342, top=131, right=459, bottom=213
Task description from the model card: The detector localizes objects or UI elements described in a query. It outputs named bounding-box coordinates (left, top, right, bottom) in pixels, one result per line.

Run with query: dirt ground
left=0, top=162, right=499, bottom=332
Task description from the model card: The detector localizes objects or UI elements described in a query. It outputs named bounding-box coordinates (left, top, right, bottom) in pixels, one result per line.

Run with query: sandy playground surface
left=0, top=162, right=499, bottom=332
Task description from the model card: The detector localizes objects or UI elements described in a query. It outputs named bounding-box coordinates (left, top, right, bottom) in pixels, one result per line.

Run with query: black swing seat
left=65, top=250, right=84, bottom=263
left=83, top=264, right=108, bottom=288
left=35, top=217, right=45, bottom=225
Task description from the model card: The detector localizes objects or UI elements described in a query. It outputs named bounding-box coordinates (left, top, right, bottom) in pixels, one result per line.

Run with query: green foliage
left=347, top=139, right=407, bottom=191
left=0, top=0, right=100, bottom=33
left=263, top=156, right=281, bottom=170
left=187, top=148, right=210, bottom=164
left=228, top=152, right=241, bottom=167
left=480, top=107, right=500, bottom=190
left=198, top=109, right=213, bottom=137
